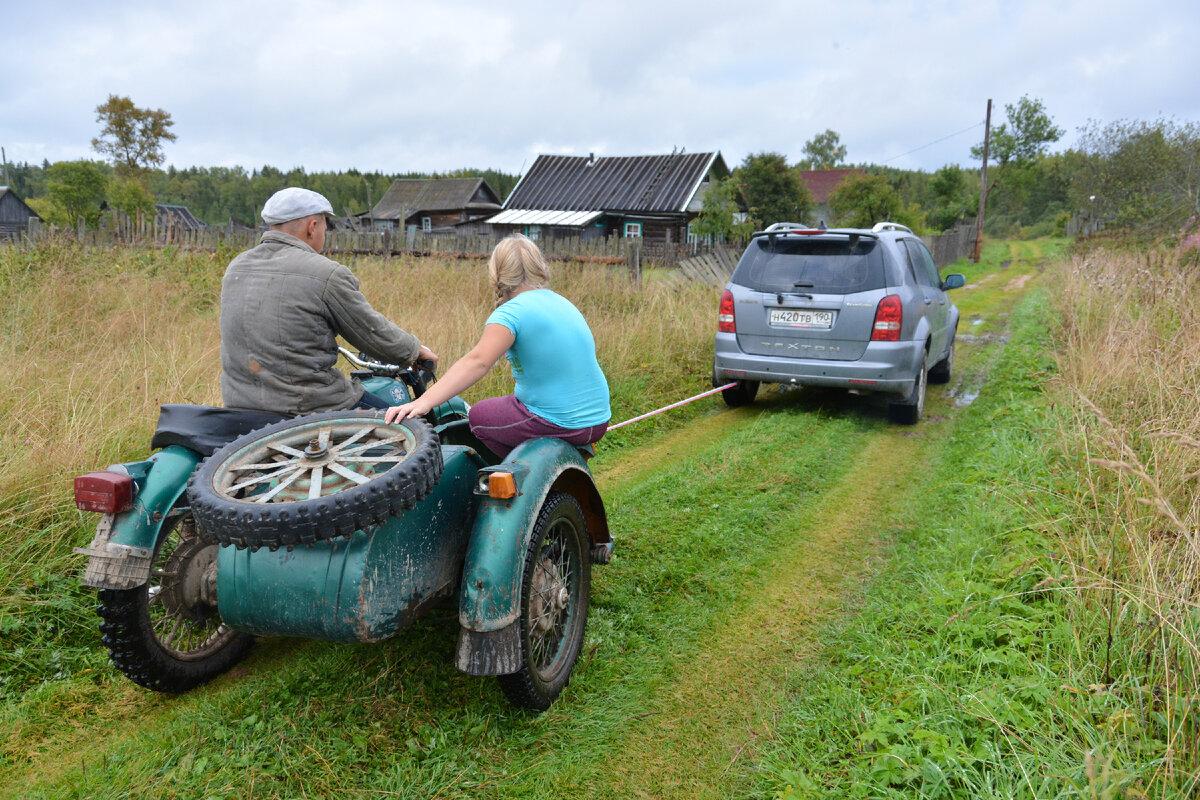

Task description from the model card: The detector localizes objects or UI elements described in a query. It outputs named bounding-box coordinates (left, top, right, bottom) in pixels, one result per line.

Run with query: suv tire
left=888, top=351, right=927, bottom=425
left=721, top=380, right=759, bottom=407
left=928, top=330, right=956, bottom=385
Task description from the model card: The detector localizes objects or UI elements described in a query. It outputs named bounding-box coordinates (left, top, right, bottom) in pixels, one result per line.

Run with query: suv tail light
left=871, top=295, right=902, bottom=341
left=74, top=471, right=135, bottom=514
left=718, top=290, right=736, bottom=333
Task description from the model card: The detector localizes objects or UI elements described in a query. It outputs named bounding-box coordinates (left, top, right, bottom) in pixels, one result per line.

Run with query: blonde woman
left=384, top=234, right=610, bottom=458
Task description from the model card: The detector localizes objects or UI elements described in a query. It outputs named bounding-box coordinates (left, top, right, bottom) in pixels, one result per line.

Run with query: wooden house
left=155, top=204, right=209, bottom=231
left=797, top=168, right=864, bottom=226
left=364, top=178, right=503, bottom=234
left=488, top=152, right=729, bottom=246
left=0, top=186, right=40, bottom=238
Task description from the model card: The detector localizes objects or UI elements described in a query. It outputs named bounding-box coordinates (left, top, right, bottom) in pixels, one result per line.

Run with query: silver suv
left=712, top=222, right=965, bottom=423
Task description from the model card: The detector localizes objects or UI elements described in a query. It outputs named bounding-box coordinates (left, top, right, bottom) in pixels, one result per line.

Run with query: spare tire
left=189, top=410, right=442, bottom=551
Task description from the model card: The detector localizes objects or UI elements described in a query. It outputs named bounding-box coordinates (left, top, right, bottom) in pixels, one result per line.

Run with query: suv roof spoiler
left=871, top=221, right=913, bottom=234
left=751, top=222, right=879, bottom=241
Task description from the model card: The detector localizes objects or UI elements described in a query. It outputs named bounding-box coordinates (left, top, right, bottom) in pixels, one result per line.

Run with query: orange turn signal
left=487, top=472, right=517, bottom=499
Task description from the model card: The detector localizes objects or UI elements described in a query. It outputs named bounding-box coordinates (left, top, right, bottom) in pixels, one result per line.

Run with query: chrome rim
left=211, top=419, right=416, bottom=504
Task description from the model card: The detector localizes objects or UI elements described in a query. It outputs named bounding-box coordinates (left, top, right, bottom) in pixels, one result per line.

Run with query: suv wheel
left=928, top=331, right=956, bottom=384
left=888, top=352, right=927, bottom=425
left=721, top=380, right=759, bottom=407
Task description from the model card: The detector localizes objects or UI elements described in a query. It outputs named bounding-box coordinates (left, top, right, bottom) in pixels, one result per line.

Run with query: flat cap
left=261, top=187, right=336, bottom=225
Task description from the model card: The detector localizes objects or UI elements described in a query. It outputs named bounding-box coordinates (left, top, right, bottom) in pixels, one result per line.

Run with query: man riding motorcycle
left=220, top=187, right=437, bottom=416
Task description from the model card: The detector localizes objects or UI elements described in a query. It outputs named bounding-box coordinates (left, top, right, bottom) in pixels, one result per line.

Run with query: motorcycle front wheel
left=96, top=504, right=252, bottom=693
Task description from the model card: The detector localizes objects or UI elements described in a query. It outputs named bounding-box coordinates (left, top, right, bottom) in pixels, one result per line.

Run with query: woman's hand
left=385, top=397, right=434, bottom=423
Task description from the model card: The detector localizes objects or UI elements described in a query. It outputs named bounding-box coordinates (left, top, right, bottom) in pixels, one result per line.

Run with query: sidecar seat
left=150, top=404, right=288, bottom=457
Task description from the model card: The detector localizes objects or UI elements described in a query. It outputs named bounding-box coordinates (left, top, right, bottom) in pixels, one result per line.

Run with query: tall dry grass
left=0, top=238, right=717, bottom=594
left=1051, top=243, right=1200, bottom=788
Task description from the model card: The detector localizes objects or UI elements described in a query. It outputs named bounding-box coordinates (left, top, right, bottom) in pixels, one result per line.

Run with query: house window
left=421, top=217, right=431, bottom=232
left=624, top=222, right=642, bottom=238
left=525, top=225, right=541, bottom=241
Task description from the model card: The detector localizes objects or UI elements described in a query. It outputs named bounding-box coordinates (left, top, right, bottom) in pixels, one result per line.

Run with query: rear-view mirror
left=942, top=274, right=966, bottom=290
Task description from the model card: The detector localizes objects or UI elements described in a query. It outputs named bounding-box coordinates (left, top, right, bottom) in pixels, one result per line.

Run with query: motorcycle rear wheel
left=97, top=506, right=252, bottom=693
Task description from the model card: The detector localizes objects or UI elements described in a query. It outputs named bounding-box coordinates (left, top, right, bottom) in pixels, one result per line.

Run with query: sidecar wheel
left=498, top=492, right=591, bottom=712
left=189, top=410, right=442, bottom=551
left=96, top=507, right=253, bottom=693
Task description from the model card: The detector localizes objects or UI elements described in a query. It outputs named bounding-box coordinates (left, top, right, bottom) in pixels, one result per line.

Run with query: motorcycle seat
left=150, top=404, right=288, bottom=457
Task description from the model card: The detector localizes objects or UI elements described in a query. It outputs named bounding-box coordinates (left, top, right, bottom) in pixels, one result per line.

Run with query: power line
left=880, top=121, right=985, bottom=165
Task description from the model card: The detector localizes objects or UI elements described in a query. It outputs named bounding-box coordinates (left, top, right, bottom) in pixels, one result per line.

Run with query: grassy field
left=0, top=235, right=1195, bottom=798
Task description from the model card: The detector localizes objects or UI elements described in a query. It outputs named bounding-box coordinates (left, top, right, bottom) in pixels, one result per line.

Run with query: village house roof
left=797, top=168, right=865, bottom=205
left=492, top=152, right=728, bottom=227
left=155, top=204, right=208, bottom=230
left=369, top=177, right=502, bottom=222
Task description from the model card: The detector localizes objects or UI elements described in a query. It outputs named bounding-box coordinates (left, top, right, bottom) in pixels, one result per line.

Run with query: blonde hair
left=488, top=234, right=550, bottom=305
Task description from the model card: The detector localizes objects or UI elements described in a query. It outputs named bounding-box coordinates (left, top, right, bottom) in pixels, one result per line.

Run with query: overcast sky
left=3, top=0, right=1198, bottom=178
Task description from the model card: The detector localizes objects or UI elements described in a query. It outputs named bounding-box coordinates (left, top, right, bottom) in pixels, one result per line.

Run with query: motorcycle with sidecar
left=73, top=350, right=612, bottom=711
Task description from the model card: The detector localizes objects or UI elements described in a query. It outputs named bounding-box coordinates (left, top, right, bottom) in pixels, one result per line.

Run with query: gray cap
left=261, top=187, right=336, bottom=225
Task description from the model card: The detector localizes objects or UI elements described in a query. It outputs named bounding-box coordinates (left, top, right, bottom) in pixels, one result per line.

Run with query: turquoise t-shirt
left=485, top=289, right=611, bottom=429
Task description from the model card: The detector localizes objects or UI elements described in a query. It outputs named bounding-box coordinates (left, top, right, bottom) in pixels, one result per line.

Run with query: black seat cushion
left=150, top=405, right=289, bottom=457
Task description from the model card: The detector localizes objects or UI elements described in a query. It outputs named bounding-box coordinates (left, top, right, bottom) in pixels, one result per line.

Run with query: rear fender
left=454, top=437, right=609, bottom=676
left=76, top=445, right=200, bottom=590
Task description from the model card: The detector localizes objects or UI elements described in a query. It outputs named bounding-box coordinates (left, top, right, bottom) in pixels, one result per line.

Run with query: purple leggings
left=468, top=395, right=607, bottom=459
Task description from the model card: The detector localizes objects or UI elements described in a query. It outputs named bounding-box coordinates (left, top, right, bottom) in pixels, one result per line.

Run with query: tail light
left=718, top=290, right=736, bottom=333
left=74, top=471, right=135, bottom=514
left=871, top=295, right=903, bottom=341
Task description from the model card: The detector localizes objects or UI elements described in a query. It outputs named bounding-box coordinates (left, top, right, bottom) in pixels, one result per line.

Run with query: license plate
left=769, top=308, right=835, bottom=329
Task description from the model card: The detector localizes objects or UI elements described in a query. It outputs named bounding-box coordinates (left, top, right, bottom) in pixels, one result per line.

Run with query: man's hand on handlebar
left=415, top=345, right=438, bottom=370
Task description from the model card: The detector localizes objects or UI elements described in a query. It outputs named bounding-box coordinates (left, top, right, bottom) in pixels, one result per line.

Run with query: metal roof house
left=797, top=168, right=864, bottom=225
left=0, top=186, right=41, bottom=238
left=364, top=177, right=503, bottom=234
left=489, top=151, right=730, bottom=246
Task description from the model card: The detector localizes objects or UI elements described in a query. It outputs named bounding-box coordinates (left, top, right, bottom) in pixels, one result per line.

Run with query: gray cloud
left=2, top=0, right=1198, bottom=175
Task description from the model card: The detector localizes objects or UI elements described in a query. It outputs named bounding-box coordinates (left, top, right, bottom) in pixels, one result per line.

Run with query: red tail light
left=74, top=471, right=135, bottom=514
left=718, top=290, right=736, bottom=333
left=871, top=295, right=903, bottom=341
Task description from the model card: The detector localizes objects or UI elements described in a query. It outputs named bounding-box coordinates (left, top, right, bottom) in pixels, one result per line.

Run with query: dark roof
left=0, top=186, right=40, bottom=219
left=370, top=178, right=502, bottom=221
left=502, top=152, right=728, bottom=214
left=155, top=204, right=208, bottom=230
left=798, top=168, right=864, bottom=204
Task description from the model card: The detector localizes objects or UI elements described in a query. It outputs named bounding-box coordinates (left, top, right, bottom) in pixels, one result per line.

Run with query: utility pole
left=1, top=147, right=10, bottom=186
left=972, top=99, right=992, bottom=263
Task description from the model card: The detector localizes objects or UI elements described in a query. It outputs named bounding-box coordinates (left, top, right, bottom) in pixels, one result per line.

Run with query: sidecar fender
left=76, top=445, right=199, bottom=590
left=455, top=437, right=609, bottom=676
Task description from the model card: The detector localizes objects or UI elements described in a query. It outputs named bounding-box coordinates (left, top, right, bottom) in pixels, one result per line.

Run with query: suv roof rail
left=871, top=221, right=913, bottom=234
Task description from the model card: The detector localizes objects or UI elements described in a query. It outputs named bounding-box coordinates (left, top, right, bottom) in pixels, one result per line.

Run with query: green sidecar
left=74, top=353, right=612, bottom=711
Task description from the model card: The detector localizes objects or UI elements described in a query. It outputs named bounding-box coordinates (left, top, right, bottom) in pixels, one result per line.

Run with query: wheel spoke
left=307, top=465, right=324, bottom=500
left=326, top=461, right=373, bottom=485
left=338, top=434, right=407, bottom=455
left=268, top=442, right=307, bottom=458
left=226, top=462, right=300, bottom=494
left=333, top=426, right=373, bottom=451
left=253, top=467, right=307, bottom=503
left=338, top=454, right=406, bottom=463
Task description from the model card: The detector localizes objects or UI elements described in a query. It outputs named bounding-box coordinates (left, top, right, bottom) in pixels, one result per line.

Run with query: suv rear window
left=730, top=235, right=887, bottom=294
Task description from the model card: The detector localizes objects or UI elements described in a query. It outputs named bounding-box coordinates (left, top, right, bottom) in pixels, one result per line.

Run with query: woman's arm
left=384, top=323, right=515, bottom=422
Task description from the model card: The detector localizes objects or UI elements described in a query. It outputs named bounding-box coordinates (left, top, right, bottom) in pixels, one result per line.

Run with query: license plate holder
left=768, top=308, right=835, bottom=329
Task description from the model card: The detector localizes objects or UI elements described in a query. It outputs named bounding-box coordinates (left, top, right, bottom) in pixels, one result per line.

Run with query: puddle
left=957, top=333, right=1010, bottom=344
left=944, top=386, right=981, bottom=407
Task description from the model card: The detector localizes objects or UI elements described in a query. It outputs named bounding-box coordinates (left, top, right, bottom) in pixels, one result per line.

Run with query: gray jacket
left=220, top=231, right=421, bottom=415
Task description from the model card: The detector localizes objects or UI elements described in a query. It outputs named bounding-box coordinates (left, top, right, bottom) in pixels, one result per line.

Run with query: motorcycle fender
left=454, top=438, right=609, bottom=676
left=76, top=445, right=200, bottom=590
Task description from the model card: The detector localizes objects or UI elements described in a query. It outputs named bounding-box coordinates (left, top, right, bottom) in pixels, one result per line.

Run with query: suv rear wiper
left=777, top=282, right=814, bottom=303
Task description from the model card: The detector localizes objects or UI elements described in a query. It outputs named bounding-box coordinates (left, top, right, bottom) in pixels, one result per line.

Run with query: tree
left=92, top=95, right=177, bottom=176
left=974, top=95, right=1065, bottom=168
left=108, top=174, right=157, bottom=219
left=31, top=160, right=109, bottom=227
left=828, top=172, right=924, bottom=232
left=732, top=152, right=814, bottom=229
left=693, top=177, right=755, bottom=242
left=799, top=129, right=847, bottom=170
left=1071, top=118, right=1200, bottom=236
